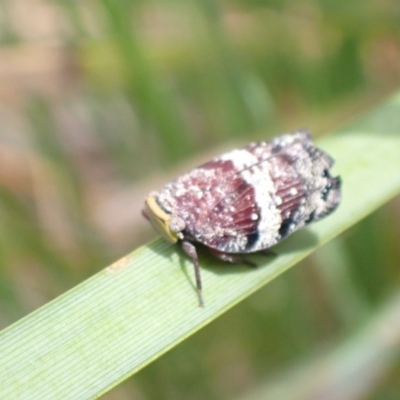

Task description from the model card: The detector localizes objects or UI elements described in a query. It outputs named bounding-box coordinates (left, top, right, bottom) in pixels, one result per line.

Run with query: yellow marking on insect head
left=144, top=196, right=179, bottom=243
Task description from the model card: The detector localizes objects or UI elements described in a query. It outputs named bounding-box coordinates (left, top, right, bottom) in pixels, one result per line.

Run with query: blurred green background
left=0, top=0, right=400, bottom=399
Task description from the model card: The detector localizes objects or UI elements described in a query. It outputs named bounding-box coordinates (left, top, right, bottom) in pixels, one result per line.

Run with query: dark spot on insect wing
left=244, top=231, right=259, bottom=251
left=322, top=176, right=341, bottom=201
left=305, top=210, right=316, bottom=224
left=278, top=218, right=293, bottom=238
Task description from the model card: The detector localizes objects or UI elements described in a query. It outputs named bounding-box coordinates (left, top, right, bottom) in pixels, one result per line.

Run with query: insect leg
left=181, top=241, right=204, bottom=307
left=259, top=249, right=277, bottom=257
left=209, top=248, right=256, bottom=268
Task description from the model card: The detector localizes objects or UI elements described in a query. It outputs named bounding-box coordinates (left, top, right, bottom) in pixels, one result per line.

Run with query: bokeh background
left=1, top=1, right=400, bottom=399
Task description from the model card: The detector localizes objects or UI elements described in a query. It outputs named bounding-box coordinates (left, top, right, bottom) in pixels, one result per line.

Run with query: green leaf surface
left=1, top=93, right=400, bottom=399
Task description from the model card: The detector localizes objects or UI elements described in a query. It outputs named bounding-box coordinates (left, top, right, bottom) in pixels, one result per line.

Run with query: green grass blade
left=1, top=93, right=400, bottom=399
left=237, top=289, right=400, bottom=400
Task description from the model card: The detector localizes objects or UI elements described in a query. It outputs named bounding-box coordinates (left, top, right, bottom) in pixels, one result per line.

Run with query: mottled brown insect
left=143, top=131, right=341, bottom=306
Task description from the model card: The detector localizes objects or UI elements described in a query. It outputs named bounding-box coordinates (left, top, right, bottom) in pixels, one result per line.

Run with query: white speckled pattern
left=148, top=131, right=341, bottom=254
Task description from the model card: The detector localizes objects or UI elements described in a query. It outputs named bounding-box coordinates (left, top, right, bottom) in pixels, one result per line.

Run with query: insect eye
left=144, top=196, right=179, bottom=243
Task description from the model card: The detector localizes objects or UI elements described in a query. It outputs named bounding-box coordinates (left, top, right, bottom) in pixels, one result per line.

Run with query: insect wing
left=196, top=134, right=313, bottom=253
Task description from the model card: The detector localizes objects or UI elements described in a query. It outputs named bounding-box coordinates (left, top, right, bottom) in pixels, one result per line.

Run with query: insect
left=143, top=131, right=341, bottom=307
